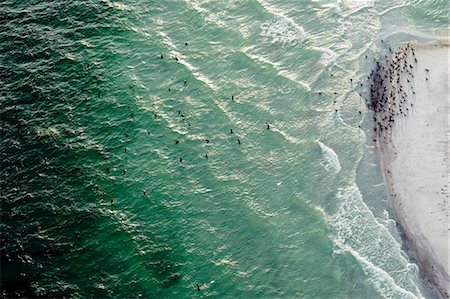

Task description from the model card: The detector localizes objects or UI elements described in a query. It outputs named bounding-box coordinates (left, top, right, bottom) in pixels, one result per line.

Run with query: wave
left=330, top=184, right=423, bottom=299
left=312, top=46, right=339, bottom=67
left=271, top=127, right=303, bottom=145
left=317, top=141, right=341, bottom=174
left=258, top=0, right=307, bottom=47
left=158, top=31, right=218, bottom=91
left=241, top=48, right=311, bottom=91
left=256, top=0, right=307, bottom=41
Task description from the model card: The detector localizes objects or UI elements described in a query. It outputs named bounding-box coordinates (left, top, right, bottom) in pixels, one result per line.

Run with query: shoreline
left=368, top=41, right=449, bottom=298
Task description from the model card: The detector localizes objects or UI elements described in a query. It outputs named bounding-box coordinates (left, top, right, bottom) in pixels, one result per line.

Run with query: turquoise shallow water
left=1, top=0, right=448, bottom=298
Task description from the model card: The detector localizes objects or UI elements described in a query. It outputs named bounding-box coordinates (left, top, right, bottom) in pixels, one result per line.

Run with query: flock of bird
left=366, top=42, right=430, bottom=144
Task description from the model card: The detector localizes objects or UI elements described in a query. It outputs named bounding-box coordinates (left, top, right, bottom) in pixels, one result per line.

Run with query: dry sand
left=375, top=41, right=449, bottom=298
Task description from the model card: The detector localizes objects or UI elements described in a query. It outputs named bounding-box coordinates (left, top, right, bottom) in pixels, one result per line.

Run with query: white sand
left=376, top=42, right=449, bottom=298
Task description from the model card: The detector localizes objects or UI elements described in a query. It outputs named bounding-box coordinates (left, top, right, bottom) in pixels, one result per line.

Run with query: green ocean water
left=1, top=0, right=448, bottom=298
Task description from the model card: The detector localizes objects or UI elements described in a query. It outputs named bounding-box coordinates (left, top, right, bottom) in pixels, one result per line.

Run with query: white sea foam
left=317, top=141, right=341, bottom=173
left=276, top=70, right=311, bottom=91
left=348, top=246, right=420, bottom=299
left=242, top=49, right=282, bottom=69
left=36, top=126, right=60, bottom=138
left=378, top=3, right=407, bottom=16
left=246, top=199, right=279, bottom=218
left=258, top=0, right=306, bottom=47
left=260, top=17, right=306, bottom=46
left=330, top=184, right=423, bottom=299
left=185, top=0, right=228, bottom=28
left=312, top=47, right=339, bottom=67
left=242, top=49, right=311, bottom=91
left=271, top=127, right=303, bottom=145
left=142, top=103, right=188, bottom=136
left=186, top=0, right=208, bottom=14
left=158, top=31, right=218, bottom=91
left=256, top=0, right=306, bottom=41
left=102, top=0, right=134, bottom=11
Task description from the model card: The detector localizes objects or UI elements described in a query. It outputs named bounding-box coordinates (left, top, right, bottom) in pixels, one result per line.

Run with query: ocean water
left=1, top=0, right=448, bottom=298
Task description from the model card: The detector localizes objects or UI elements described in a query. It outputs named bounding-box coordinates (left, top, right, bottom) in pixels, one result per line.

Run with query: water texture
left=1, top=0, right=448, bottom=298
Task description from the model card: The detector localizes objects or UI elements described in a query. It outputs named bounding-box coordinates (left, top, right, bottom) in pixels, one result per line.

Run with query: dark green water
left=1, top=0, right=448, bottom=298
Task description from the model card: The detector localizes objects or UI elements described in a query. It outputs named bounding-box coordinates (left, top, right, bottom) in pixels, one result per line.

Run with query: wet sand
left=371, top=41, right=449, bottom=298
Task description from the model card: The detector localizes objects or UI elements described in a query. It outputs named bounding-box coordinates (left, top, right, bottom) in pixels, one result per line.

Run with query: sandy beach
left=370, top=41, right=449, bottom=298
